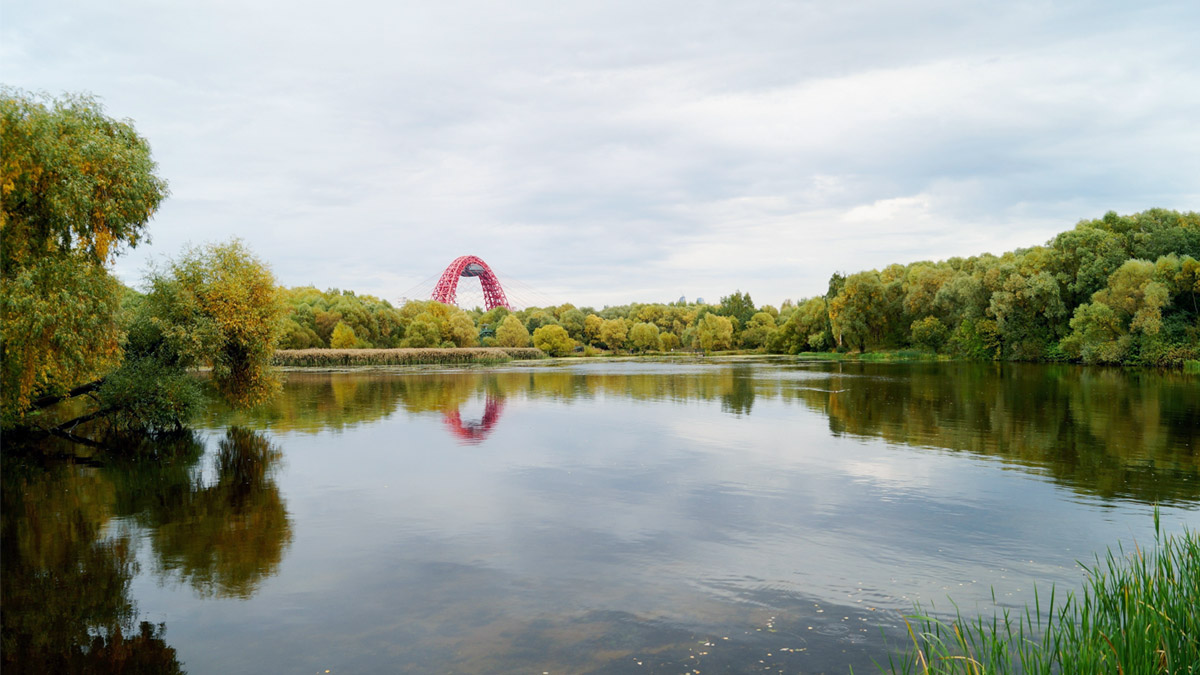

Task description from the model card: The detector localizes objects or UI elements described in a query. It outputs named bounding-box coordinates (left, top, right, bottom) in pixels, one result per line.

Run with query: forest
left=277, top=208, right=1200, bottom=367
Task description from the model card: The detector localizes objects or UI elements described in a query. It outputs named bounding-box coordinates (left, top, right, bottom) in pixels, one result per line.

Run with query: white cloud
left=4, top=0, right=1198, bottom=306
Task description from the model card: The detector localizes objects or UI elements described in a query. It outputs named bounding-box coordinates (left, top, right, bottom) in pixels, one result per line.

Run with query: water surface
left=4, top=359, right=1198, bottom=673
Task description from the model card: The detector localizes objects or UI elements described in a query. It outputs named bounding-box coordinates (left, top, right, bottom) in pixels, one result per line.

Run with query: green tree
left=1061, top=259, right=1172, bottom=364
left=772, top=297, right=830, bottom=353
left=598, top=317, right=629, bottom=351
left=1051, top=225, right=1130, bottom=307
left=1, top=90, right=168, bottom=422
left=523, top=309, right=559, bottom=334
left=903, top=263, right=953, bottom=321
left=947, top=318, right=1002, bottom=360
left=16, top=240, right=286, bottom=442
left=532, top=324, right=574, bottom=356
left=628, top=322, right=662, bottom=352
left=558, top=308, right=587, bottom=341
left=279, top=317, right=323, bottom=349
left=583, top=314, right=604, bottom=345
left=313, top=309, right=343, bottom=346
left=134, top=241, right=284, bottom=410
left=717, top=290, right=756, bottom=326
left=401, top=318, right=439, bottom=348
left=478, top=305, right=510, bottom=333
left=828, top=271, right=883, bottom=351
left=695, top=314, right=734, bottom=352
left=660, top=332, right=681, bottom=351
left=495, top=314, right=531, bottom=348
left=738, top=312, right=778, bottom=350
left=988, top=267, right=1067, bottom=360
left=910, top=316, right=949, bottom=352
left=447, top=313, right=479, bottom=347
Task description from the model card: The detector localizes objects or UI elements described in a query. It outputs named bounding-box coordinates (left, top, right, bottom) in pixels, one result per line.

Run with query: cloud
left=4, top=0, right=1198, bottom=306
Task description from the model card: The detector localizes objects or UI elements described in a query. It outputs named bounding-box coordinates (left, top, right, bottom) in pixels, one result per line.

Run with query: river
left=3, top=358, right=1198, bottom=673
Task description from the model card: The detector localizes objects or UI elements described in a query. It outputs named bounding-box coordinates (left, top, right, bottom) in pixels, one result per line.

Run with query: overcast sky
left=4, top=0, right=1198, bottom=308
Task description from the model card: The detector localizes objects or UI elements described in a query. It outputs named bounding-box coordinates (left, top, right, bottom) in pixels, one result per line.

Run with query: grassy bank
left=888, top=517, right=1199, bottom=675
left=273, top=347, right=545, bottom=367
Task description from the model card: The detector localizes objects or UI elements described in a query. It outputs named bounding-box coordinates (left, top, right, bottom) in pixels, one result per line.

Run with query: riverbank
left=273, top=347, right=545, bottom=367
left=272, top=347, right=1200, bottom=370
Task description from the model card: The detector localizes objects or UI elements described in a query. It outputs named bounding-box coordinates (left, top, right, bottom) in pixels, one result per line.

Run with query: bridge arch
left=431, top=255, right=510, bottom=310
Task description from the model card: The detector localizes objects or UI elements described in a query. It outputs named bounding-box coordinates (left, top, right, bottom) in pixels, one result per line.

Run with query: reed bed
left=273, top=347, right=545, bottom=367
left=888, top=514, right=1199, bottom=675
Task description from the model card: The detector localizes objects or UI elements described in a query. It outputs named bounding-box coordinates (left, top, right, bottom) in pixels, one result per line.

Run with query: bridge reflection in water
left=441, top=394, right=505, bottom=444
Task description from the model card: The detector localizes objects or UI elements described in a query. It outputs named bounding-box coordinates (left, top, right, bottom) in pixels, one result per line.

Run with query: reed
left=1184, top=359, right=1200, bottom=374
left=273, top=347, right=545, bottom=367
left=887, top=514, right=1199, bottom=675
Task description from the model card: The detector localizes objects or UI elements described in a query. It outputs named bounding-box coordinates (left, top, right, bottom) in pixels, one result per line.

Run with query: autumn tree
left=694, top=314, right=734, bottom=352
left=583, top=314, right=604, bottom=345
left=1, top=93, right=284, bottom=438
left=738, top=312, right=778, bottom=350
left=1, top=90, right=168, bottom=423
left=628, top=322, right=662, bottom=352
left=447, top=313, right=479, bottom=347
left=107, top=241, right=284, bottom=427
left=330, top=322, right=358, bottom=348
left=495, top=314, right=531, bottom=348
left=532, top=324, right=573, bottom=356
left=402, top=319, right=440, bottom=348
left=598, top=317, right=629, bottom=351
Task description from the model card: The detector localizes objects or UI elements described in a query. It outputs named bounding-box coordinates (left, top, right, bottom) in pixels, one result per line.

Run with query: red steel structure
left=431, top=255, right=510, bottom=309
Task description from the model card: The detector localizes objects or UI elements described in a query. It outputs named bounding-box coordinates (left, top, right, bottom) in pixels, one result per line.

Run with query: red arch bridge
left=432, top=255, right=511, bottom=310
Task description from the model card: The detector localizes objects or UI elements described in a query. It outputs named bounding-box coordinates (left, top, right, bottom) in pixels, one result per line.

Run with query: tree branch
left=46, top=426, right=110, bottom=450
left=53, top=407, right=115, bottom=433
left=30, top=379, right=104, bottom=410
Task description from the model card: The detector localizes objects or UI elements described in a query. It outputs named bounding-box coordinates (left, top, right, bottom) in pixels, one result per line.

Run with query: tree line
left=276, top=208, right=1198, bottom=366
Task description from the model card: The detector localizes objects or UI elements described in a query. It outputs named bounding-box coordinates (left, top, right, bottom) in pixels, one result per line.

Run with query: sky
left=4, top=0, right=1199, bottom=309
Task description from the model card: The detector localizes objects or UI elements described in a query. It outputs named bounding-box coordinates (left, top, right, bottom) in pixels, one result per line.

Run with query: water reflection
left=803, top=362, right=1200, bottom=504
left=7, top=361, right=1199, bottom=673
left=0, top=455, right=184, bottom=674
left=1, top=428, right=292, bottom=670
left=210, top=362, right=1200, bottom=504
left=442, top=394, right=505, bottom=444
left=124, top=428, right=293, bottom=598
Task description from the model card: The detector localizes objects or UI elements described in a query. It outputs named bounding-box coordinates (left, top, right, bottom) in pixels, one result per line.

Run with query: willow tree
left=2, top=90, right=283, bottom=439
left=1, top=90, right=167, bottom=422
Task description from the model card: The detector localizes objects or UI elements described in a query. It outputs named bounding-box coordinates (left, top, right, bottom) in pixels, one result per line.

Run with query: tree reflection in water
left=134, top=428, right=293, bottom=598
left=206, top=363, right=1200, bottom=505
left=0, top=427, right=292, bottom=671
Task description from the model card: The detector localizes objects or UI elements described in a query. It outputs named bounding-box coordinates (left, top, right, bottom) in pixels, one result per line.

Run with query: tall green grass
left=273, top=347, right=544, bottom=367
left=1184, top=359, right=1200, bottom=374
left=888, top=515, right=1199, bottom=674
